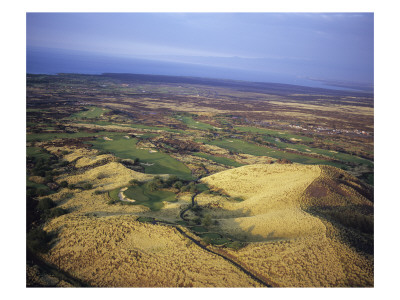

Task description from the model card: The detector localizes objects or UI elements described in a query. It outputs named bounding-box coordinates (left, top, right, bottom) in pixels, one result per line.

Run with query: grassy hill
left=201, top=164, right=373, bottom=286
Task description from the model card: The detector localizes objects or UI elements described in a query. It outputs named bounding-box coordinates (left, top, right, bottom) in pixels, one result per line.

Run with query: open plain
left=26, top=73, right=373, bottom=287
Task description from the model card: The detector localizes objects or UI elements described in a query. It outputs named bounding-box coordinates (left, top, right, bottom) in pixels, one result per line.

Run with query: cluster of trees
left=27, top=152, right=67, bottom=198
left=26, top=148, right=71, bottom=253
left=135, top=175, right=202, bottom=194
left=27, top=196, right=67, bottom=253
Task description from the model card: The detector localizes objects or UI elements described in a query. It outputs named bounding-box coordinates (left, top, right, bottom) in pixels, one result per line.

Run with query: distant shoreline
left=26, top=72, right=373, bottom=95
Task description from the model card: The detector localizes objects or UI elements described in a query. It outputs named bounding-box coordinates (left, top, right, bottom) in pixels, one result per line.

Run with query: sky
left=26, top=13, right=374, bottom=90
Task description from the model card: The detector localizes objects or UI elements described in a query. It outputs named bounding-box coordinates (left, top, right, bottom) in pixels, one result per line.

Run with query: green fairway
left=69, top=106, right=110, bottom=119
left=108, top=188, right=120, bottom=202
left=201, top=139, right=345, bottom=168
left=235, top=126, right=313, bottom=142
left=192, top=152, right=243, bottom=167
left=175, top=115, right=216, bottom=130
left=235, top=126, right=372, bottom=167
left=26, top=147, right=52, bottom=160
left=90, top=135, right=193, bottom=180
left=70, top=120, right=185, bottom=134
left=262, top=136, right=373, bottom=167
left=122, top=183, right=176, bottom=211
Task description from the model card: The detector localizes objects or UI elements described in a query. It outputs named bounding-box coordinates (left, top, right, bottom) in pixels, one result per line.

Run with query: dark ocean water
left=26, top=47, right=372, bottom=92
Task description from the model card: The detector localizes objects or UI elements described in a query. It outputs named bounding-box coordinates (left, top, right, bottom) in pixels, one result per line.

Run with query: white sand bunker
left=118, top=187, right=135, bottom=203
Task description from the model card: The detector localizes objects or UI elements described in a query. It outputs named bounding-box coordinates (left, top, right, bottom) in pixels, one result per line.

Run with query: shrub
left=60, top=161, right=69, bottom=167
left=27, top=227, right=51, bottom=253
left=36, top=188, right=50, bottom=197
left=191, top=205, right=202, bottom=213
left=180, top=185, right=189, bottom=192
left=233, top=196, right=244, bottom=202
left=193, top=217, right=201, bottom=225
left=129, top=179, right=140, bottom=185
left=172, top=181, right=183, bottom=190
left=94, top=190, right=103, bottom=195
left=82, top=183, right=93, bottom=190
left=43, top=207, right=67, bottom=220
left=27, top=188, right=38, bottom=199
left=202, top=214, right=212, bottom=227
left=37, top=197, right=55, bottom=211
left=165, top=175, right=179, bottom=187
left=202, top=236, right=212, bottom=245
left=147, top=181, right=159, bottom=192
left=226, top=241, right=244, bottom=251
left=97, top=173, right=108, bottom=180
left=59, top=181, right=68, bottom=188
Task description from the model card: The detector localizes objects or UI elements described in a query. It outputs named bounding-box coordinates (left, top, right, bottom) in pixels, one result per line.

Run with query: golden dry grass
left=268, top=100, right=374, bottom=116
left=198, top=163, right=373, bottom=286
left=201, top=164, right=325, bottom=241
left=42, top=214, right=261, bottom=287
left=36, top=146, right=373, bottom=287
left=59, top=161, right=153, bottom=191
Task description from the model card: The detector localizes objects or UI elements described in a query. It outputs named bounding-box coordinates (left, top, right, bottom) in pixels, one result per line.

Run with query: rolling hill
left=201, top=164, right=373, bottom=286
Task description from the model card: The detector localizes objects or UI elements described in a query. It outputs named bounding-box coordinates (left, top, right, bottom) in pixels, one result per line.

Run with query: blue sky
left=26, top=13, right=374, bottom=89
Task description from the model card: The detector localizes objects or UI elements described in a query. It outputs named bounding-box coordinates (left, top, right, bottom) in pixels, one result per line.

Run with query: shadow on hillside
left=305, top=205, right=374, bottom=256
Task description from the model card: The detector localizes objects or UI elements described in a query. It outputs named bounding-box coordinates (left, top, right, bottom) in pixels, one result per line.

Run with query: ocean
left=26, top=47, right=372, bottom=92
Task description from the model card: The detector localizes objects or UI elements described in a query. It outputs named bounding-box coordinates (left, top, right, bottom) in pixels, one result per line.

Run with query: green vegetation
left=37, top=197, right=55, bottom=211
left=201, top=214, right=212, bottom=227
left=195, top=183, right=210, bottom=193
left=27, top=227, right=52, bottom=253
left=69, top=106, right=110, bottom=119
left=225, top=241, right=245, bottom=250
left=91, top=135, right=193, bottom=179
left=191, top=226, right=208, bottom=233
left=82, top=183, right=93, bottom=190
left=201, top=138, right=344, bottom=167
left=192, top=152, right=243, bottom=167
left=136, top=216, right=156, bottom=223
left=175, top=115, right=216, bottom=130
left=261, top=136, right=373, bottom=167
left=109, top=179, right=177, bottom=211
left=26, top=147, right=52, bottom=160
left=124, top=185, right=176, bottom=211
left=235, top=126, right=313, bottom=142
left=108, top=188, right=120, bottom=203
